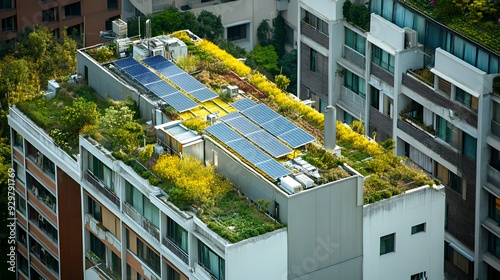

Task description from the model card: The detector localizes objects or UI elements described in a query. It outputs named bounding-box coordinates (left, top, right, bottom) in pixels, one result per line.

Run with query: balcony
left=85, top=262, right=120, bottom=280
left=369, top=107, right=393, bottom=139
left=122, top=202, right=159, bottom=240
left=487, top=165, right=500, bottom=188
left=300, top=20, right=329, bottom=49
left=343, top=44, right=365, bottom=70
left=162, top=236, right=189, bottom=265
left=371, top=63, right=394, bottom=85
left=84, top=170, right=120, bottom=207
left=402, top=73, right=477, bottom=127
left=339, top=86, right=366, bottom=119
left=85, top=214, right=121, bottom=251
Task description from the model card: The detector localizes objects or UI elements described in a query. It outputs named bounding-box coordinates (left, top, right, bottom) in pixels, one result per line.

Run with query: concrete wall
left=363, top=185, right=445, bottom=280
left=226, top=229, right=288, bottom=280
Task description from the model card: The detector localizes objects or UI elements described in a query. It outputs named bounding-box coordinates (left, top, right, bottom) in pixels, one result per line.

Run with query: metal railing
left=162, top=236, right=189, bottom=264
left=84, top=170, right=120, bottom=207
left=343, top=44, right=366, bottom=70
left=122, top=202, right=159, bottom=240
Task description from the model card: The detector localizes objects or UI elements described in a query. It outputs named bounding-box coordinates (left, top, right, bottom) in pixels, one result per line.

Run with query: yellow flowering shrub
left=153, top=154, right=232, bottom=206
left=197, top=40, right=251, bottom=77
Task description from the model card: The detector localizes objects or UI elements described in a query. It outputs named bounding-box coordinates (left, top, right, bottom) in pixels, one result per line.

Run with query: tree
left=249, top=44, right=279, bottom=74
left=278, top=49, right=297, bottom=94
left=197, top=11, right=223, bottom=41
left=275, top=74, right=290, bottom=91
left=257, top=19, right=273, bottom=46
left=272, top=13, right=287, bottom=59
left=61, top=98, right=99, bottom=142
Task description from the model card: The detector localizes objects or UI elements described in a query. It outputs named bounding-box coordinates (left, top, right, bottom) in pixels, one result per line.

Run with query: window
left=27, top=173, right=57, bottom=213
left=371, top=87, right=380, bottom=109
left=0, top=0, right=14, bottom=9
left=13, top=129, right=23, bottom=149
left=455, top=87, right=477, bottom=110
left=380, top=233, right=395, bottom=255
left=29, top=205, right=58, bottom=242
left=227, top=24, right=247, bottom=41
left=344, top=111, right=356, bottom=125
left=167, top=217, right=188, bottom=254
left=15, top=193, right=26, bottom=216
left=88, top=154, right=113, bottom=190
left=2, top=16, right=16, bottom=32
left=14, top=162, right=25, bottom=184
left=494, top=102, right=500, bottom=123
left=344, top=70, right=366, bottom=99
left=436, top=116, right=452, bottom=144
left=198, top=240, right=225, bottom=280
left=310, top=49, right=317, bottom=72
left=137, top=238, right=161, bottom=274
left=462, top=132, right=477, bottom=160
left=30, top=236, right=59, bottom=274
left=111, top=251, right=121, bottom=277
left=345, top=28, right=366, bottom=55
left=125, top=181, right=159, bottom=227
left=88, top=197, right=102, bottom=222
left=411, top=223, right=426, bottom=234
left=491, top=147, right=500, bottom=171
left=42, top=8, right=58, bottom=22
left=17, top=253, right=28, bottom=276
left=64, top=2, right=81, bottom=18
left=303, top=10, right=328, bottom=34
left=16, top=225, right=26, bottom=247
left=90, top=233, right=106, bottom=262
left=488, top=194, right=500, bottom=223
left=410, top=272, right=427, bottom=280
left=489, top=232, right=500, bottom=259
left=107, top=0, right=118, bottom=10
left=449, top=172, right=462, bottom=194
left=167, top=264, right=182, bottom=280
left=372, top=45, right=395, bottom=73
left=43, top=155, right=55, bottom=179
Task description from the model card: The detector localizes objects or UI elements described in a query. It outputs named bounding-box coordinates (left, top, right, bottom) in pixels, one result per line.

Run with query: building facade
left=297, top=0, right=500, bottom=279
left=0, top=0, right=121, bottom=46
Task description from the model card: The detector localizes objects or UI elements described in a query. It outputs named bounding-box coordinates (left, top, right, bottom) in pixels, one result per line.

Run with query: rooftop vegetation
left=402, top=0, right=500, bottom=55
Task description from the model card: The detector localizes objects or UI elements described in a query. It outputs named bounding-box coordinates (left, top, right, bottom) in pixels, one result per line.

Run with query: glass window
left=167, top=264, right=181, bottom=280
left=491, top=147, right=500, bottom=171
left=1, top=16, right=16, bottom=32
left=88, top=197, right=102, bottom=222
left=488, top=232, right=500, bottom=259
left=89, top=154, right=113, bottom=190
left=344, top=28, right=365, bottom=55
left=371, top=87, right=380, bottom=109
left=90, top=233, right=106, bottom=262
left=455, top=87, right=472, bottom=108
left=344, top=70, right=366, bottom=98
left=126, top=181, right=159, bottom=227
left=372, top=45, right=394, bottom=74
left=17, top=253, right=28, bottom=276
left=42, top=8, right=58, bottom=22
left=227, top=24, right=247, bottom=41
left=411, top=223, right=426, bottom=234
left=107, top=0, right=118, bottom=10
left=13, top=130, right=23, bottom=149
left=436, top=116, right=452, bottom=144
left=449, top=172, right=462, bottom=194
left=488, top=194, right=500, bottom=223
left=64, top=2, right=81, bottom=17
left=137, top=238, right=160, bottom=275
left=167, top=217, right=188, bottom=254
left=310, top=49, right=317, bottom=72
left=198, top=240, right=225, bottom=280
left=0, top=0, right=14, bottom=9
left=14, top=161, right=25, bottom=184
left=15, top=193, right=26, bottom=216
left=462, top=132, right=477, bottom=160
left=380, top=233, right=395, bottom=255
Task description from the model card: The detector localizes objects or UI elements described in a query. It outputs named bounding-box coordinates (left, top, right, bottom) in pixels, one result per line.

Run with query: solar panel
left=168, top=73, right=203, bottom=92
left=146, top=81, right=179, bottom=97
left=134, top=72, right=161, bottom=85
left=246, top=131, right=292, bottom=158
left=255, top=160, right=291, bottom=181
left=204, top=122, right=291, bottom=180
left=155, top=63, right=185, bottom=77
left=241, top=103, right=315, bottom=148
left=142, top=55, right=167, bottom=66
left=231, top=98, right=256, bottom=111
left=114, top=57, right=138, bottom=69
left=223, top=114, right=260, bottom=136
left=189, top=88, right=218, bottom=103
left=161, top=92, right=198, bottom=113
left=123, top=64, right=150, bottom=77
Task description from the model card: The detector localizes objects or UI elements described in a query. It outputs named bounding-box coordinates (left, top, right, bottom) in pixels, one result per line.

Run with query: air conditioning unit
left=153, top=143, right=164, bottom=155
left=207, top=113, right=218, bottom=124
left=294, top=174, right=314, bottom=189
left=403, top=27, right=418, bottom=48
left=279, top=176, right=301, bottom=194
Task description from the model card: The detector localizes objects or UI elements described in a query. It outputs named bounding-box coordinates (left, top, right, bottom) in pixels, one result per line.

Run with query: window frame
left=380, top=233, right=395, bottom=255
left=411, top=223, right=426, bottom=234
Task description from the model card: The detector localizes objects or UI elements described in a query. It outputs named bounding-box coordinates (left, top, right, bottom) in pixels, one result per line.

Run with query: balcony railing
left=84, top=170, right=119, bottom=207
left=300, top=20, right=329, bottom=48
left=343, top=44, right=365, bottom=70
left=339, top=86, right=366, bottom=118
left=162, top=236, right=189, bottom=265
left=92, top=263, right=120, bottom=280
left=122, top=202, right=159, bottom=240
left=487, top=165, right=500, bottom=188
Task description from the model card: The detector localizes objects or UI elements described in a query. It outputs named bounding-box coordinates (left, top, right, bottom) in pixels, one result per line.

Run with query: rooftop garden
left=403, top=0, right=500, bottom=54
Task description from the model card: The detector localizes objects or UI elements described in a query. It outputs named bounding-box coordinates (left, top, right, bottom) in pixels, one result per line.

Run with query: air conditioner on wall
left=403, top=27, right=418, bottom=48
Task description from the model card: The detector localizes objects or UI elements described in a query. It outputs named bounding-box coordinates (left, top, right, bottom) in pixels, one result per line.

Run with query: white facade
left=363, top=185, right=446, bottom=280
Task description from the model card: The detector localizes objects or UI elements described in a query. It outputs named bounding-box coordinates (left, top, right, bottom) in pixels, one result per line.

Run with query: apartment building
left=297, top=0, right=500, bottom=279
left=10, top=27, right=446, bottom=279
left=0, top=0, right=121, bottom=46
left=121, top=0, right=298, bottom=52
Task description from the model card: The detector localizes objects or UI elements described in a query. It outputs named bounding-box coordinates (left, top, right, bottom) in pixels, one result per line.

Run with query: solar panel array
left=241, top=103, right=315, bottom=148
left=220, top=112, right=292, bottom=158
left=143, top=55, right=218, bottom=102
left=114, top=57, right=198, bottom=112
left=205, top=122, right=291, bottom=180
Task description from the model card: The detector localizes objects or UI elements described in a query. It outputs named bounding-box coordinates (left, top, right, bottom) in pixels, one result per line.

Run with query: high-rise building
left=297, top=0, right=500, bottom=279
left=0, top=0, right=121, bottom=46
